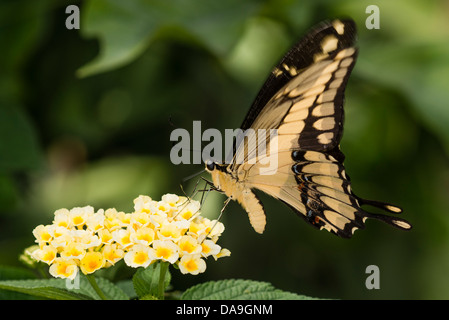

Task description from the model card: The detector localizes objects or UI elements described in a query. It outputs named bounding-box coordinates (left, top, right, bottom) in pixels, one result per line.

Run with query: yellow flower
left=178, top=235, right=202, bottom=257
left=161, top=193, right=179, bottom=214
left=207, top=220, right=225, bottom=238
left=102, top=244, right=125, bottom=265
left=130, top=211, right=152, bottom=229
left=104, top=208, right=123, bottom=231
left=70, top=206, right=93, bottom=227
left=200, top=239, right=221, bottom=258
left=152, top=240, right=179, bottom=264
left=19, top=245, right=40, bottom=267
left=133, top=195, right=155, bottom=213
left=156, top=201, right=170, bottom=214
left=117, top=211, right=132, bottom=225
left=60, top=242, right=86, bottom=260
left=187, top=218, right=209, bottom=237
left=53, top=209, right=71, bottom=228
left=213, top=248, right=231, bottom=260
left=176, top=201, right=201, bottom=221
left=162, top=193, right=179, bottom=207
left=131, top=227, right=155, bottom=246
left=85, top=210, right=105, bottom=232
left=158, top=221, right=189, bottom=242
left=178, top=254, right=206, bottom=275
left=80, top=252, right=105, bottom=274
left=124, top=244, right=155, bottom=268
left=49, top=258, right=78, bottom=280
left=32, top=225, right=53, bottom=245
left=112, top=228, right=133, bottom=249
left=33, top=245, right=58, bottom=264
left=51, top=236, right=71, bottom=252
left=70, top=230, right=101, bottom=249
left=97, top=229, right=114, bottom=245
left=29, top=193, right=231, bottom=278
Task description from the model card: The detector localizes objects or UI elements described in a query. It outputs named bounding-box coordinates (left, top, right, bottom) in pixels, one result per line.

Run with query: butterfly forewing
left=240, top=19, right=356, bottom=132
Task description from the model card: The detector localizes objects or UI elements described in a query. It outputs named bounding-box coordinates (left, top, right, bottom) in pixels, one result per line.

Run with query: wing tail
left=355, top=196, right=412, bottom=231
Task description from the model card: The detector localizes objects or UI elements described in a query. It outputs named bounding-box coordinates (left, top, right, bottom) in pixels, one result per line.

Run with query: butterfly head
left=205, top=160, right=229, bottom=174
left=205, top=160, right=216, bottom=172
left=204, top=160, right=230, bottom=194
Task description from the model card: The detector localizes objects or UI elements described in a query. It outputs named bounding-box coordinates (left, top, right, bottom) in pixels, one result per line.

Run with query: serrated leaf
left=115, top=279, right=137, bottom=299
left=132, top=262, right=171, bottom=299
left=0, top=265, right=39, bottom=299
left=0, top=279, right=93, bottom=300
left=91, top=277, right=130, bottom=300
left=0, top=275, right=129, bottom=300
left=140, top=294, right=159, bottom=300
left=181, top=279, right=318, bottom=300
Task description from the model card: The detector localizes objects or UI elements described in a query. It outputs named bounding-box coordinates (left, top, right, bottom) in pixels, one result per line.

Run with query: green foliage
left=0, top=263, right=315, bottom=300
left=0, top=272, right=129, bottom=300
left=181, top=279, right=316, bottom=300
left=78, top=0, right=259, bottom=77
left=132, top=262, right=171, bottom=299
left=0, top=278, right=92, bottom=300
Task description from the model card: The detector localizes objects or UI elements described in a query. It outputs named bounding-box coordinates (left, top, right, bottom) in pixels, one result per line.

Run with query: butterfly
left=204, top=19, right=412, bottom=238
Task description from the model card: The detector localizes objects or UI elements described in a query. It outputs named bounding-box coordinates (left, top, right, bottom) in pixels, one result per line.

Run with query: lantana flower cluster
left=31, top=194, right=230, bottom=280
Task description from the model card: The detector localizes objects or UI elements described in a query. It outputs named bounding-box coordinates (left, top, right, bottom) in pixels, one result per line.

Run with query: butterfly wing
left=230, top=19, right=411, bottom=237
left=240, top=19, right=356, bottom=134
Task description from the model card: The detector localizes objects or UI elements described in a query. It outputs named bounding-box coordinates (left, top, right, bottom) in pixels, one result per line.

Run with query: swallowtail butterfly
left=204, top=19, right=412, bottom=238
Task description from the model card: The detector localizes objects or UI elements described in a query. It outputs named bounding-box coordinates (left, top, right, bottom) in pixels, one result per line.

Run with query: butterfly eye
left=206, top=161, right=215, bottom=171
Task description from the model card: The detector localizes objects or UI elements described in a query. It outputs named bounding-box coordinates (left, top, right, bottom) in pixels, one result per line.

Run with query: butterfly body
left=207, top=162, right=266, bottom=233
left=205, top=19, right=412, bottom=238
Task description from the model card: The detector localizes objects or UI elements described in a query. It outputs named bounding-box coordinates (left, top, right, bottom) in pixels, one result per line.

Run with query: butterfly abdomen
left=208, top=165, right=267, bottom=234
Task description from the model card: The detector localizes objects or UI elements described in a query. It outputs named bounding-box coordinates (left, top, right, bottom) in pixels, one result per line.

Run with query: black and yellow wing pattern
left=206, top=19, right=412, bottom=238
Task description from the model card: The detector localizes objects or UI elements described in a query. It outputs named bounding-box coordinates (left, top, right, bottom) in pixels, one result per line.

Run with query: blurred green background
left=1, top=0, right=449, bottom=299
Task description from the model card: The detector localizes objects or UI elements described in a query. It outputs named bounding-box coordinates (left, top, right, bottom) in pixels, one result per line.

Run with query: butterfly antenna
left=174, top=178, right=203, bottom=220
left=182, top=169, right=206, bottom=183
left=198, top=179, right=214, bottom=206
left=179, top=179, right=213, bottom=223
left=177, top=183, right=193, bottom=208
left=188, top=179, right=213, bottom=221
left=202, top=196, right=231, bottom=243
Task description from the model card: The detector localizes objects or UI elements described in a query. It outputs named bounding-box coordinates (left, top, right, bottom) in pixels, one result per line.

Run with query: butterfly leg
left=202, top=197, right=232, bottom=242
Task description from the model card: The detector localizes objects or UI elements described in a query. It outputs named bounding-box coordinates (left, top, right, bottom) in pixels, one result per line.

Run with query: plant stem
left=157, top=261, right=169, bottom=300
left=37, top=265, right=48, bottom=279
left=86, top=274, right=108, bottom=300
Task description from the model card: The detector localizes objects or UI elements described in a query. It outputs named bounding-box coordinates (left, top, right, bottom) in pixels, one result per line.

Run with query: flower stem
left=157, top=261, right=169, bottom=300
left=37, top=265, right=49, bottom=279
left=86, top=274, right=108, bottom=300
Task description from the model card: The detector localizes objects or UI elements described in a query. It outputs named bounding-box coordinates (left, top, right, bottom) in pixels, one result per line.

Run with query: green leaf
left=78, top=0, right=259, bottom=77
left=89, top=276, right=129, bottom=300
left=181, top=279, right=318, bottom=300
left=0, top=279, right=93, bottom=300
left=132, top=262, right=171, bottom=299
left=0, top=275, right=129, bottom=300
left=115, top=279, right=137, bottom=299
left=0, top=105, right=42, bottom=172
left=0, top=265, right=38, bottom=300
left=139, top=294, right=159, bottom=300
